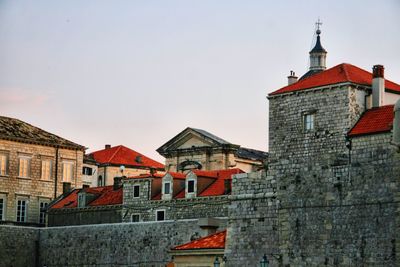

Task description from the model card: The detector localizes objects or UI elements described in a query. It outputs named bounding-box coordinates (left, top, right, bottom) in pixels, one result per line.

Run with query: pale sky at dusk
left=1, top=0, right=399, bottom=162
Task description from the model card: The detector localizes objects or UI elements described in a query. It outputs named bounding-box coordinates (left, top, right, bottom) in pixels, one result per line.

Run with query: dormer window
left=164, top=182, right=171, bottom=195
left=188, top=180, right=195, bottom=193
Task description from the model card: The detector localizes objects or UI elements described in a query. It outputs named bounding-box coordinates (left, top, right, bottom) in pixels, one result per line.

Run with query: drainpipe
left=54, top=146, right=59, bottom=199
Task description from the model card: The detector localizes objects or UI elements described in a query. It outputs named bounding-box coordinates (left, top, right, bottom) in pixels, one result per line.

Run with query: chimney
left=113, top=176, right=122, bottom=190
left=287, top=71, right=298, bottom=85
left=372, top=65, right=385, bottom=107
left=105, top=144, right=111, bottom=149
left=393, top=99, right=400, bottom=147
left=63, top=182, right=71, bottom=194
left=224, top=179, right=232, bottom=194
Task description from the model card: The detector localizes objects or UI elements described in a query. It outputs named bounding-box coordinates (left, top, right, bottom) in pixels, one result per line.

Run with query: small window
left=0, top=154, right=9, bottom=176
left=188, top=180, right=195, bottom=193
left=164, top=182, right=171, bottom=195
left=133, top=185, right=140, bottom=198
left=82, top=166, right=93, bottom=176
left=62, top=162, right=74, bottom=182
left=39, top=201, right=48, bottom=224
left=156, top=210, right=165, bottom=221
left=304, top=113, right=315, bottom=131
left=41, top=160, right=52, bottom=180
left=131, top=214, right=140, bottom=222
left=0, top=195, right=6, bottom=221
left=78, top=194, right=85, bottom=208
left=18, top=157, right=31, bottom=178
left=16, top=199, right=27, bottom=222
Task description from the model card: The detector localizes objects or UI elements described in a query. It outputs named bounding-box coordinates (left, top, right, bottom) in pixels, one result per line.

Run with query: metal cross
left=316, top=18, right=322, bottom=31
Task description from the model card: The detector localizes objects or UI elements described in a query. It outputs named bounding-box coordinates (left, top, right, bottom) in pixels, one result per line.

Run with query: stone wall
left=225, top=171, right=279, bottom=266
left=0, top=225, right=39, bottom=267
left=0, top=219, right=226, bottom=267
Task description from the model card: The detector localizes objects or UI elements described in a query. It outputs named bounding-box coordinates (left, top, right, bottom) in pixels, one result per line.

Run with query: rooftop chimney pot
left=373, top=65, right=384, bottom=78
left=372, top=65, right=385, bottom=108
left=105, top=144, right=111, bottom=149
left=287, top=71, right=298, bottom=85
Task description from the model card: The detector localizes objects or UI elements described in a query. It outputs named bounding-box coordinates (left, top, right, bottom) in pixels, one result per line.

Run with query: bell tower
left=309, top=19, right=327, bottom=71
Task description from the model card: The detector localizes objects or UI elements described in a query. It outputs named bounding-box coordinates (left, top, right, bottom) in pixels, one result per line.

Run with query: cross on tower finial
left=316, top=18, right=322, bottom=35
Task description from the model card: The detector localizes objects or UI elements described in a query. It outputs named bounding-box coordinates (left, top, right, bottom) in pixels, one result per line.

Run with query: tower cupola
left=309, top=20, right=327, bottom=71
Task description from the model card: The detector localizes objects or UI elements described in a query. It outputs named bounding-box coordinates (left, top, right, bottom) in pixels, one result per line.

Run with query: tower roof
left=310, top=34, right=327, bottom=54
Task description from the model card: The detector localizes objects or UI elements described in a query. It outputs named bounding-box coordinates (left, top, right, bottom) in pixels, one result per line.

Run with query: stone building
left=157, top=127, right=267, bottom=173
left=0, top=116, right=85, bottom=225
left=88, top=144, right=165, bottom=187
left=225, top=26, right=400, bottom=266
left=47, top=168, right=243, bottom=226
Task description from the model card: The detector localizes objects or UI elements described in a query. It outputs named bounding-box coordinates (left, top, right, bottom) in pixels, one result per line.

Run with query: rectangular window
left=18, top=157, right=31, bottom=178
left=16, top=199, right=27, bottom=222
left=188, top=180, right=195, bottom=193
left=62, top=162, right=74, bottom=182
left=0, top=154, right=8, bottom=176
left=131, top=214, right=140, bottom=222
left=164, top=182, right=171, bottom=195
left=41, top=160, right=52, bottom=180
left=304, top=113, right=315, bottom=131
left=133, top=185, right=140, bottom=198
left=0, top=195, right=5, bottom=221
left=39, top=201, right=48, bottom=224
left=82, top=166, right=92, bottom=175
left=156, top=210, right=165, bottom=221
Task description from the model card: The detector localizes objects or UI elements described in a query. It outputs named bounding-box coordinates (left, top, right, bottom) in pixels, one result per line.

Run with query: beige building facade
left=157, top=127, right=267, bottom=173
left=0, top=116, right=84, bottom=225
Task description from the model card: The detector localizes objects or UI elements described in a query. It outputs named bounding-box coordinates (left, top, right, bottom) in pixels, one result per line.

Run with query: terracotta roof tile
left=197, top=168, right=244, bottom=197
left=270, top=63, right=400, bottom=96
left=90, top=145, right=164, bottom=170
left=348, top=105, right=394, bottom=137
left=172, top=230, right=226, bottom=250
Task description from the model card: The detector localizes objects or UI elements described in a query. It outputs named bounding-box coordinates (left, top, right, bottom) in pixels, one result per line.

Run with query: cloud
left=0, top=88, right=50, bottom=109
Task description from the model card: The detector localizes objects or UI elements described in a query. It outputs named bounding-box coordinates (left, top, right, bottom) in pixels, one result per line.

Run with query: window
left=18, top=157, right=31, bottom=178
left=156, top=210, right=165, bottom=221
left=164, top=182, right=171, bottom=195
left=0, top=154, right=8, bottom=176
left=16, top=199, right=27, bottom=222
left=62, top=162, right=74, bottom=182
left=131, top=214, right=140, bottom=222
left=133, top=185, right=140, bottom=198
left=41, top=160, right=52, bottom=180
left=0, top=195, right=6, bottom=220
left=39, top=201, right=48, bottom=224
left=98, top=175, right=103, bottom=186
left=82, top=166, right=93, bottom=175
left=304, top=113, right=315, bottom=131
left=78, top=194, right=85, bottom=208
left=188, top=180, right=195, bottom=193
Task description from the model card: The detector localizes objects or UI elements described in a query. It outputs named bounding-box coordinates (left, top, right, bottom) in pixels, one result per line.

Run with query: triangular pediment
left=157, top=127, right=238, bottom=155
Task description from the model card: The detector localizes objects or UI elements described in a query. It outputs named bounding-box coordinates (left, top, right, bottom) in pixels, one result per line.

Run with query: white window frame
left=18, top=156, right=31, bottom=178
left=0, top=194, right=6, bottom=221
left=16, top=197, right=28, bottom=222
left=62, top=161, right=74, bottom=182
left=156, top=209, right=166, bottom=221
left=0, top=153, right=9, bottom=176
left=303, top=113, right=315, bottom=131
left=39, top=200, right=49, bottom=224
left=131, top=213, right=140, bottom=223
left=133, top=185, right=140, bottom=198
left=41, top=159, right=52, bottom=180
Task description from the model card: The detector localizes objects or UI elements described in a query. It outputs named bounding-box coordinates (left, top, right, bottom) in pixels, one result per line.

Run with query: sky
left=0, top=0, right=399, bottom=162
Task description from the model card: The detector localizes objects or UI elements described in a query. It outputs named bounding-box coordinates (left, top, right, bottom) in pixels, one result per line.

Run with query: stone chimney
left=113, top=176, right=122, bottom=190
left=287, top=71, right=298, bottom=85
left=105, top=144, right=111, bottom=149
left=393, top=99, right=400, bottom=147
left=372, top=65, right=385, bottom=107
left=63, top=182, right=71, bottom=194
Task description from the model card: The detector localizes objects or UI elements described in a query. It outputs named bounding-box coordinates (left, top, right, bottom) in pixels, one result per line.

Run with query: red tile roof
left=172, top=230, right=226, bottom=250
left=270, top=63, right=400, bottom=96
left=197, top=168, right=244, bottom=197
left=50, top=186, right=122, bottom=209
left=90, top=145, right=164, bottom=170
left=348, top=105, right=394, bottom=137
